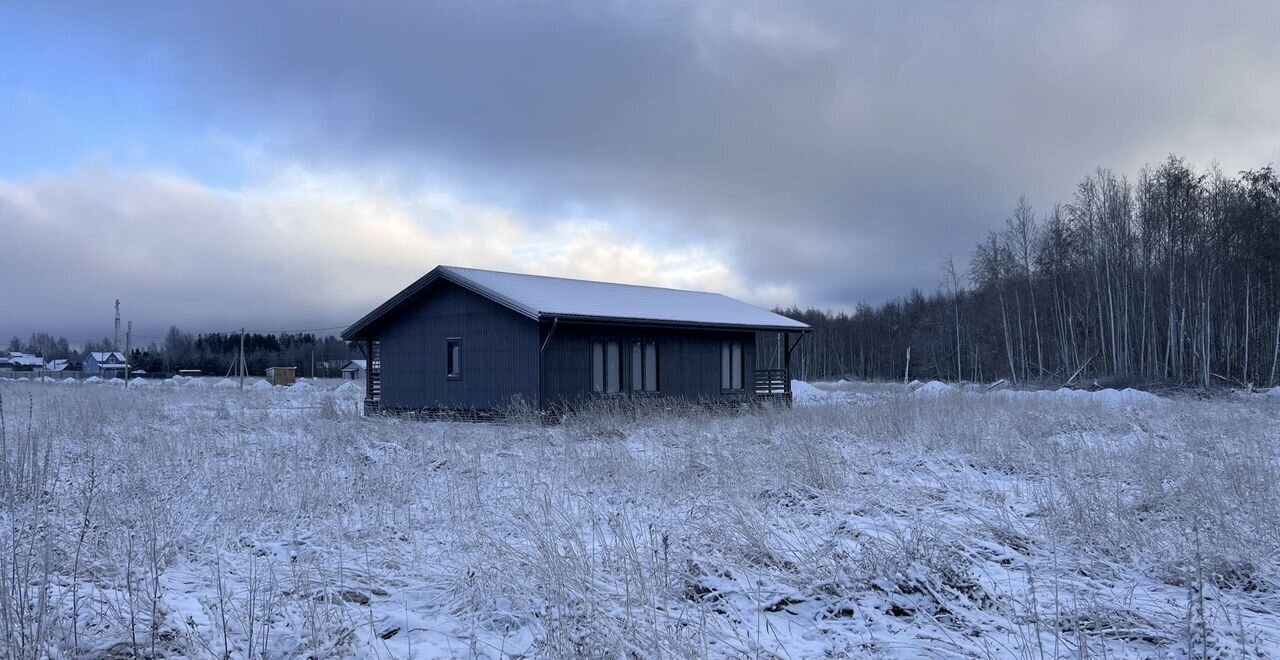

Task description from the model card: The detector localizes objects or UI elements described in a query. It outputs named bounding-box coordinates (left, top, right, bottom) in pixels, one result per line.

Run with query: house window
left=592, top=340, right=622, bottom=394
left=630, top=340, right=659, bottom=393
left=446, top=338, right=462, bottom=378
left=721, top=341, right=743, bottom=390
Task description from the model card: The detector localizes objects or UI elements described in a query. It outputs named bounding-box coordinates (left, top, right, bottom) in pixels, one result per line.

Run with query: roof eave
left=341, top=266, right=541, bottom=340
left=341, top=268, right=445, bottom=340
left=538, top=313, right=811, bottom=333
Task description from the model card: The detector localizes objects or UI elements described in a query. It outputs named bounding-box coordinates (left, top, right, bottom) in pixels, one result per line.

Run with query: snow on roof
left=446, top=266, right=811, bottom=329
left=89, top=352, right=126, bottom=362
left=345, top=266, right=810, bottom=337
left=9, top=355, right=44, bottom=366
left=342, top=360, right=368, bottom=370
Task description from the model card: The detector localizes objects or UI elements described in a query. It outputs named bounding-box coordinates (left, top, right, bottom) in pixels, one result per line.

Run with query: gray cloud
left=7, top=1, right=1280, bottom=337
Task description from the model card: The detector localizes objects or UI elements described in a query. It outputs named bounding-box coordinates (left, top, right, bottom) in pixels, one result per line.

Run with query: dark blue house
left=342, top=266, right=810, bottom=414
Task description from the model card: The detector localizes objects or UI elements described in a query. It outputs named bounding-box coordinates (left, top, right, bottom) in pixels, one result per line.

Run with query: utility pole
left=114, top=300, right=121, bottom=352
left=239, top=328, right=246, bottom=390
left=311, top=349, right=316, bottom=379
left=124, top=321, right=132, bottom=388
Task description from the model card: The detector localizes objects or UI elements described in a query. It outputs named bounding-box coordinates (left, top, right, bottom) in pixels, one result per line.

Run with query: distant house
left=46, top=358, right=74, bottom=373
left=7, top=353, right=46, bottom=372
left=340, top=360, right=367, bottom=381
left=83, top=352, right=128, bottom=377
left=342, top=265, right=811, bottom=415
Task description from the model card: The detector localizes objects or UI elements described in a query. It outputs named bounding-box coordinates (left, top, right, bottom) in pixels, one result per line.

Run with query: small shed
left=340, top=360, right=367, bottom=381
left=265, top=366, right=297, bottom=387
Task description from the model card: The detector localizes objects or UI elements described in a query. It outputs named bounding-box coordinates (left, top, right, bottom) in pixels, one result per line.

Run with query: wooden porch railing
left=366, top=339, right=382, bottom=412
left=754, top=369, right=790, bottom=395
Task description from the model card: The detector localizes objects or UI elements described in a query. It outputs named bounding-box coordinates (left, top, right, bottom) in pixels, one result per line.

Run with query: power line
left=240, top=325, right=350, bottom=334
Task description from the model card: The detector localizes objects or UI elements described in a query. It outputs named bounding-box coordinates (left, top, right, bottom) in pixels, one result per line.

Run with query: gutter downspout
left=540, top=317, right=559, bottom=353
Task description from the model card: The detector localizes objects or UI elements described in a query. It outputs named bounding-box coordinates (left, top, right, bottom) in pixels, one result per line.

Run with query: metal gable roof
left=342, top=265, right=810, bottom=339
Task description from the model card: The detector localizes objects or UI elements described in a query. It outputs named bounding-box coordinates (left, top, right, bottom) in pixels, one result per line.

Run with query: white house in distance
left=83, top=352, right=128, bottom=377
left=341, top=359, right=367, bottom=381
left=5, top=352, right=46, bottom=371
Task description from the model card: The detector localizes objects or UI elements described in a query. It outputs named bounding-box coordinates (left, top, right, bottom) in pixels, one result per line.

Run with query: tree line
left=774, top=155, right=1280, bottom=389
left=7, top=328, right=360, bottom=377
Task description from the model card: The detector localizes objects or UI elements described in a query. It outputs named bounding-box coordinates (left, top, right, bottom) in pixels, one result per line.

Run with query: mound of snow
left=213, top=378, right=239, bottom=389
left=1053, top=387, right=1092, bottom=401
left=40, top=376, right=57, bottom=383
left=83, top=376, right=102, bottom=384
left=184, top=378, right=209, bottom=388
left=288, top=381, right=315, bottom=393
left=912, top=380, right=956, bottom=397
left=334, top=381, right=363, bottom=395
left=906, top=379, right=924, bottom=391
left=107, top=378, right=126, bottom=386
left=251, top=379, right=274, bottom=391
left=1093, top=388, right=1162, bottom=406
left=162, top=378, right=180, bottom=386
left=127, top=378, right=151, bottom=387
left=790, top=380, right=827, bottom=403
left=61, top=377, right=78, bottom=385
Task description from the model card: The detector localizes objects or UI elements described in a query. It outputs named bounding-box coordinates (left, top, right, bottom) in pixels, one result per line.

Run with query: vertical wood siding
left=375, top=280, right=539, bottom=410
left=540, top=323, right=756, bottom=408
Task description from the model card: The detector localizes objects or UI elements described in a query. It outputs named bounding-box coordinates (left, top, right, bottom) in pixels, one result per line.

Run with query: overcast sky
left=2, top=1, right=1278, bottom=343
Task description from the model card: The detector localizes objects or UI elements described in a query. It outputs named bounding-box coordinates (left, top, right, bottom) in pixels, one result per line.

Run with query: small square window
left=446, top=338, right=461, bottom=379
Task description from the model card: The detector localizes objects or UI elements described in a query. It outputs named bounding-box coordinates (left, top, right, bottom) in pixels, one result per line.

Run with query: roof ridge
left=441, top=265, right=729, bottom=298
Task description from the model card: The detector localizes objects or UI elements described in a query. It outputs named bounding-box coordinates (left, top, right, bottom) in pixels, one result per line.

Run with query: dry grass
left=0, top=380, right=1278, bottom=658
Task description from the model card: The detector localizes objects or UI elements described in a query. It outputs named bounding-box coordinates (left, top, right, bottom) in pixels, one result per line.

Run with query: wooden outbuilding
left=265, top=366, right=297, bottom=387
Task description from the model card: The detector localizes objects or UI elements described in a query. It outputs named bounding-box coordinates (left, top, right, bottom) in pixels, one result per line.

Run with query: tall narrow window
left=446, top=338, right=462, bottom=378
left=721, top=342, right=731, bottom=389
left=592, top=340, right=622, bottom=394
left=630, top=340, right=660, bottom=393
left=606, top=341, right=620, bottom=393
left=732, top=342, right=742, bottom=390
left=722, top=340, right=743, bottom=390
left=643, top=341, right=658, bottom=392
left=592, top=342, right=604, bottom=392
left=631, top=341, right=644, bottom=392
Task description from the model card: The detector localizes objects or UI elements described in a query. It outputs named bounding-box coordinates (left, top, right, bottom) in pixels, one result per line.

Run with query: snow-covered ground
left=0, top=378, right=1277, bottom=658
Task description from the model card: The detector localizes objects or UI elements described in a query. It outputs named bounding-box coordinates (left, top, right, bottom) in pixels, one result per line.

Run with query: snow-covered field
left=1, top=378, right=1278, bottom=658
